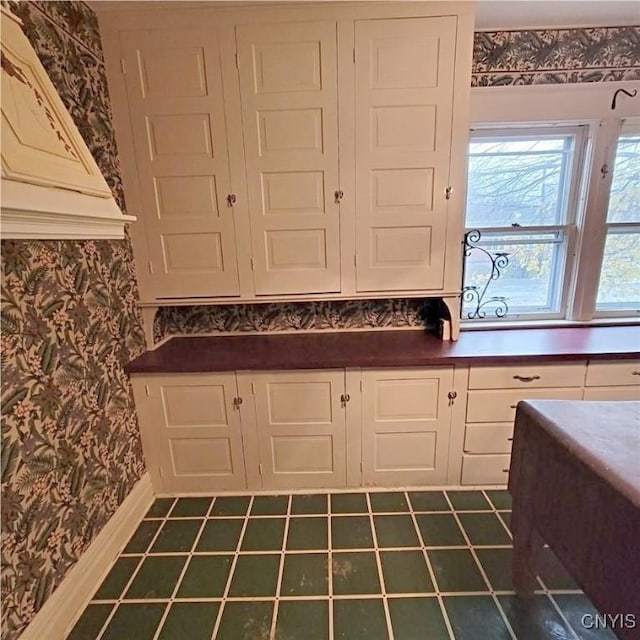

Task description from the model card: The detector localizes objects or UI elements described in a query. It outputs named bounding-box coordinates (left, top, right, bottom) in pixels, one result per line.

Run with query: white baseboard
left=20, top=473, right=154, bottom=640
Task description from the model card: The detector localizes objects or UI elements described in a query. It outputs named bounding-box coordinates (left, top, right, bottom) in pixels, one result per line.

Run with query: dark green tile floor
left=67, top=490, right=611, bottom=640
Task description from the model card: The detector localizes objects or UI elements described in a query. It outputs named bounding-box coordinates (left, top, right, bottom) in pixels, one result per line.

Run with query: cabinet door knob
left=334, top=189, right=344, bottom=204
left=227, top=193, right=237, bottom=207
left=447, top=391, right=457, bottom=406
left=513, top=375, right=541, bottom=382
left=233, top=396, right=243, bottom=407
left=340, top=393, right=350, bottom=404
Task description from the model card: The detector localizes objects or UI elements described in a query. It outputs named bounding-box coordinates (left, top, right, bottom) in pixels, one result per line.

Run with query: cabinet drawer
left=466, top=388, right=583, bottom=423
left=468, top=363, right=585, bottom=390
left=464, top=423, right=513, bottom=454
left=585, top=361, right=640, bottom=387
left=583, top=387, right=640, bottom=401
left=461, top=454, right=511, bottom=485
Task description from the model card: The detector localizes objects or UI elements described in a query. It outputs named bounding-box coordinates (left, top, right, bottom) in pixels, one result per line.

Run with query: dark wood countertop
left=126, top=325, right=640, bottom=374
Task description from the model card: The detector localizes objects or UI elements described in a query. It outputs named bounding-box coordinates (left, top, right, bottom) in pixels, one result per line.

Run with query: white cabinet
left=131, top=365, right=459, bottom=493
left=131, top=373, right=248, bottom=492
left=251, top=370, right=348, bottom=488
left=119, top=29, right=241, bottom=298
left=100, top=2, right=473, bottom=303
left=237, top=22, right=342, bottom=295
left=361, top=367, right=454, bottom=485
left=583, top=360, right=640, bottom=401
left=461, top=362, right=587, bottom=485
left=354, top=17, right=457, bottom=292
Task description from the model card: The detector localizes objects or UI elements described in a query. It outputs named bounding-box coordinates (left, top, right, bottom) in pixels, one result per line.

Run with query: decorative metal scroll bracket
left=461, top=229, right=510, bottom=320
left=611, top=88, right=638, bottom=110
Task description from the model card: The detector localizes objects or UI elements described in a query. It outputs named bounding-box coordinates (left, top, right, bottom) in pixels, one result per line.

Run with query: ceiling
left=475, top=1, right=640, bottom=30
left=90, top=0, right=640, bottom=29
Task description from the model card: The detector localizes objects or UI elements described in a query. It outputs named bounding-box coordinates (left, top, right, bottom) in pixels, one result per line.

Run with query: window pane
left=607, top=134, right=640, bottom=223
left=595, top=231, right=640, bottom=310
left=462, top=232, right=565, bottom=318
left=466, top=136, right=575, bottom=228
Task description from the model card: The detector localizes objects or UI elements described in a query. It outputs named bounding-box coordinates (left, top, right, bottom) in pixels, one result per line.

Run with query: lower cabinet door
left=142, top=373, right=247, bottom=492
left=361, top=367, right=454, bottom=486
left=252, top=370, right=347, bottom=489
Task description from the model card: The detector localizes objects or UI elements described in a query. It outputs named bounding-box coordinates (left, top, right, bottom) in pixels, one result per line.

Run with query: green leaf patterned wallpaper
left=1, top=3, right=146, bottom=638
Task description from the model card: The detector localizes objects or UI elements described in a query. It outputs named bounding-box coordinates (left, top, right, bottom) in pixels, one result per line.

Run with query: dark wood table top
left=126, top=324, right=640, bottom=374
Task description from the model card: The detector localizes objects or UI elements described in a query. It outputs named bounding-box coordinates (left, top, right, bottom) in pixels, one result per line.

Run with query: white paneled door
left=143, top=374, right=247, bottom=492
left=252, top=370, right=347, bottom=488
left=354, top=17, right=457, bottom=292
left=361, top=367, right=454, bottom=485
left=120, top=29, right=240, bottom=298
left=236, top=22, right=342, bottom=295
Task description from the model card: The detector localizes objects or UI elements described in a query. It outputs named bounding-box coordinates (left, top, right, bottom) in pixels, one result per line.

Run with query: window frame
left=464, top=82, right=640, bottom=328
left=463, top=124, right=588, bottom=321
left=593, top=120, right=640, bottom=317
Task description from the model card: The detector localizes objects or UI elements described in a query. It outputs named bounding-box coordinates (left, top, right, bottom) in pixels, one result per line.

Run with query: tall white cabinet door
left=236, top=22, right=341, bottom=295
left=362, top=367, right=454, bottom=486
left=354, top=17, right=457, bottom=292
left=252, top=370, right=347, bottom=488
left=144, top=374, right=247, bottom=492
left=120, top=30, right=240, bottom=298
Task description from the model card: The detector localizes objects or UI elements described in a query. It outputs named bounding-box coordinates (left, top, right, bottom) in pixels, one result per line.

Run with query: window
left=462, top=126, right=586, bottom=320
left=595, top=125, right=640, bottom=313
left=461, top=85, right=640, bottom=325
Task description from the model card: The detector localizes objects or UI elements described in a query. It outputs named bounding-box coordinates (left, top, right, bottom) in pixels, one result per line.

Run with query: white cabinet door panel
left=237, top=22, right=341, bottom=295
left=362, top=367, right=454, bottom=486
left=121, top=29, right=240, bottom=298
left=354, top=17, right=457, bottom=292
left=252, top=370, right=347, bottom=488
left=144, top=374, right=247, bottom=492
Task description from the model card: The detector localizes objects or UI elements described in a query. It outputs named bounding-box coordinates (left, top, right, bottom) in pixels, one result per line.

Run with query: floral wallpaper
left=472, top=26, right=640, bottom=86
left=1, top=3, right=146, bottom=639
left=154, top=299, right=439, bottom=342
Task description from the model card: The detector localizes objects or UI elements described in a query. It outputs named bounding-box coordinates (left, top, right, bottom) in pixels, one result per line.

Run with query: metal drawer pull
left=510, top=404, right=517, bottom=409
left=502, top=468, right=510, bottom=473
left=513, top=375, right=541, bottom=382
left=507, top=437, right=513, bottom=441
left=632, top=371, right=640, bottom=376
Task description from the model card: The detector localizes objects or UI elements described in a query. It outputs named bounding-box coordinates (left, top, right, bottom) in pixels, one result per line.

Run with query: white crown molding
left=0, top=179, right=136, bottom=240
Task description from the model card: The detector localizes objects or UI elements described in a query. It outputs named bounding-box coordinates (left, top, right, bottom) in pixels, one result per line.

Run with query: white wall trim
left=20, top=473, right=154, bottom=640
left=0, top=180, right=136, bottom=240
left=471, top=80, right=640, bottom=123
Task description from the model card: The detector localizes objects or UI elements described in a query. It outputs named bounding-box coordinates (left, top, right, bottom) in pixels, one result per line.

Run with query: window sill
left=461, top=317, right=640, bottom=332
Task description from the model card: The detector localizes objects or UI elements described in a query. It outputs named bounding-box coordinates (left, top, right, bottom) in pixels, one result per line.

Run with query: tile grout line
left=327, top=495, right=334, bottom=640
left=268, top=495, right=292, bottom=639
left=448, top=491, right=517, bottom=640
left=91, top=497, right=178, bottom=640
left=209, top=496, right=255, bottom=640
left=150, top=498, right=216, bottom=640
left=405, top=491, right=456, bottom=640
left=365, top=493, right=395, bottom=640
